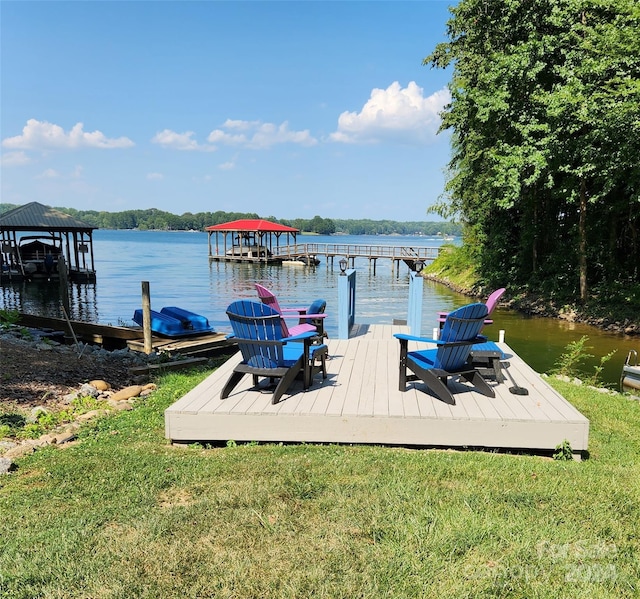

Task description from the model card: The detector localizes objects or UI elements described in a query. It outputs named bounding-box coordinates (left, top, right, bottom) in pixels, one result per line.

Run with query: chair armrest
left=394, top=333, right=487, bottom=345
left=285, top=331, right=317, bottom=342
left=394, top=333, right=437, bottom=343
left=434, top=335, right=487, bottom=347
left=281, top=313, right=318, bottom=321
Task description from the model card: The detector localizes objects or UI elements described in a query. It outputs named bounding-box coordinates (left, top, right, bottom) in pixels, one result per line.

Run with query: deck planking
left=164, top=325, right=589, bottom=456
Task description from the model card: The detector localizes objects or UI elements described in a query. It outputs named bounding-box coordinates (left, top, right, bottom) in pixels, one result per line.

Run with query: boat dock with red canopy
left=206, top=219, right=301, bottom=264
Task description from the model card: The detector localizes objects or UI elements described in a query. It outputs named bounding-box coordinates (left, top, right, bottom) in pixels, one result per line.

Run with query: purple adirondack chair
left=438, top=288, right=506, bottom=331
left=255, top=283, right=327, bottom=338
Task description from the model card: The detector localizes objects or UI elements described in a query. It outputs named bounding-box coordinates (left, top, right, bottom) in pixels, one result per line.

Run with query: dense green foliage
left=426, top=0, right=640, bottom=304
left=0, top=203, right=461, bottom=237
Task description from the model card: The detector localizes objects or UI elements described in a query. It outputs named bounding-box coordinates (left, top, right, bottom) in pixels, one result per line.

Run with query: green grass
left=423, top=244, right=480, bottom=291
left=1, top=369, right=639, bottom=598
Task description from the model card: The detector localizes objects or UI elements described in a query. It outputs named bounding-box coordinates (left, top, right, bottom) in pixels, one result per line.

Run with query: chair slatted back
left=255, top=283, right=293, bottom=336
left=227, top=300, right=287, bottom=369
left=485, top=288, right=506, bottom=316
left=436, top=303, right=489, bottom=370
left=255, top=284, right=283, bottom=312
left=300, top=299, right=326, bottom=324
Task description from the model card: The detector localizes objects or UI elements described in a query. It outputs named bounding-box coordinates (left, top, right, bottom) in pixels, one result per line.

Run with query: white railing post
left=338, top=269, right=356, bottom=339
left=407, top=271, right=423, bottom=335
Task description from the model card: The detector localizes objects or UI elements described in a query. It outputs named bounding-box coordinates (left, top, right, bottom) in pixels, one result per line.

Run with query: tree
left=426, top=0, right=640, bottom=301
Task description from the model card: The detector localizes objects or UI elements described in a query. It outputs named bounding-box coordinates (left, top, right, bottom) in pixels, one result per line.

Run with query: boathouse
left=206, top=219, right=299, bottom=263
left=0, top=202, right=97, bottom=283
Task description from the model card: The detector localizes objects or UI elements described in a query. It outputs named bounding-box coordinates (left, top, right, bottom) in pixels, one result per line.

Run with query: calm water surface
left=1, top=229, right=635, bottom=386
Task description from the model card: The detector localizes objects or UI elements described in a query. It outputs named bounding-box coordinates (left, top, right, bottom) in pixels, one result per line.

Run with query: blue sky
left=1, top=1, right=455, bottom=221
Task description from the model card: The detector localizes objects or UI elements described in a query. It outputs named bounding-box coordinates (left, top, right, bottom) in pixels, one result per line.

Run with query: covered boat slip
left=206, top=219, right=302, bottom=264
left=0, top=202, right=97, bottom=283
left=165, top=324, right=589, bottom=458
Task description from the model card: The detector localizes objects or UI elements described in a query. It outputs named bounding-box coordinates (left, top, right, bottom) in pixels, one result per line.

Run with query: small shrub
left=584, top=349, right=617, bottom=387
left=552, top=336, right=593, bottom=378
left=0, top=308, right=20, bottom=329
left=553, top=439, right=574, bottom=461
left=552, top=336, right=616, bottom=387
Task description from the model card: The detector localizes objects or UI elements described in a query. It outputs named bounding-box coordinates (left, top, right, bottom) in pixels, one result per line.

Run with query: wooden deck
left=164, top=325, right=589, bottom=457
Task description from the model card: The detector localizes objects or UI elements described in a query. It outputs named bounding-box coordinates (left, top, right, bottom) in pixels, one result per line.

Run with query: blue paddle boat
left=132, top=306, right=213, bottom=337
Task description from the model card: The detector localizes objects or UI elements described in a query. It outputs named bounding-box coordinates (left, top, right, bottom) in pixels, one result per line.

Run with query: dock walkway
left=165, top=325, right=589, bottom=457
left=207, top=243, right=441, bottom=272
left=272, top=243, right=440, bottom=272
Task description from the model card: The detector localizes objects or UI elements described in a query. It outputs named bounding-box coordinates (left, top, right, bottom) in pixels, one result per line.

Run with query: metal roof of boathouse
left=0, top=202, right=97, bottom=232
left=205, top=219, right=299, bottom=233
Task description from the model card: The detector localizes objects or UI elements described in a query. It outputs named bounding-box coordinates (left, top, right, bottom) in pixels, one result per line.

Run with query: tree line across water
left=0, top=204, right=461, bottom=237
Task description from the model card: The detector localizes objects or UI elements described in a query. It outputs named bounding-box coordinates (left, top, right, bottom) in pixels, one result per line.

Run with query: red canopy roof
left=205, top=219, right=299, bottom=233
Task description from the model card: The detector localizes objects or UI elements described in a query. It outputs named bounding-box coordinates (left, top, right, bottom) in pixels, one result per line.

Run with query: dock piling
left=141, top=281, right=152, bottom=354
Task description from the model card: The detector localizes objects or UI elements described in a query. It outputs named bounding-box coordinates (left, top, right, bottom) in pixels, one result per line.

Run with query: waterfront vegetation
left=425, top=243, right=640, bottom=332
left=1, top=366, right=639, bottom=598
left=426, top=0, right=639, bottom=311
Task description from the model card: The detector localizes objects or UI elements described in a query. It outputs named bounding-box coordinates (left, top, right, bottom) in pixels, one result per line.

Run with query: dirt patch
left=0, top=332, right=147, bottom=411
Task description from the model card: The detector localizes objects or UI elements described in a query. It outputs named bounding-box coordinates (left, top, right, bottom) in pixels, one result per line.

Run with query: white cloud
left=330, top=81, right=451, bottom=145
left=207, top=120, right=317, bottom=149
left=0, top=151, right=31, bottom=166
left=207, top=129, right=248, bottom=146
left=36, top=168, right=60, bottom=179
left=218, top=161, right=235, bottom=170
left=222, top=119, right=261, bottom=131
left=147, top=172, right=164, bottom=180
left=151, top=129, right=216, bottom=152
left=2, top=119, right=134, bottom=150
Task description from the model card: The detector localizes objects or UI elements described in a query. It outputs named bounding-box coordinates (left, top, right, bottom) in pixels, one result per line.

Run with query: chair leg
left=407, top=359, right=456, bottom=405
left=491, top=359, right=506, bottom=383
left=221, top=370, right=246, bottom=399
left=271, top=358, right=304, bottom=404
left=306, top=346, right=328, bottom=388
left=461, top=371, right=496, bottom=398
left=398, top=338, right=409, bottom=391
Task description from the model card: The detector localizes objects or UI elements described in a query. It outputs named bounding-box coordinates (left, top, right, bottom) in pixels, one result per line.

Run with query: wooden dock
left=207, top=243, right=441, bottom=273
left=164, top=325, right=589, bottom=458
left=126, top=331, right=234, bottom=356
left=272, top=243, right=441, bottom=273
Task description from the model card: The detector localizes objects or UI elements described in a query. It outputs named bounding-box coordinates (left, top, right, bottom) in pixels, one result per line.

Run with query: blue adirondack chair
left=394, top=303, right=496, bottom=404
left=222, top=300, right=327, bottom=404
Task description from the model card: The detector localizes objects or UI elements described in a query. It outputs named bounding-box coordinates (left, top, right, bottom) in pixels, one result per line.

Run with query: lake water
left=1, top=229, right=635, bottom=386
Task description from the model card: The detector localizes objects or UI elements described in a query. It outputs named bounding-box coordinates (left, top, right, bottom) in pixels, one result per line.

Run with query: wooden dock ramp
left=164, top=325, right=589, bottom=458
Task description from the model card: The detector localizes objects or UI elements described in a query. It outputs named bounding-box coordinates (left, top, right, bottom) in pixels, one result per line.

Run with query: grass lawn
left=1, top=368, right=639, bottom=599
